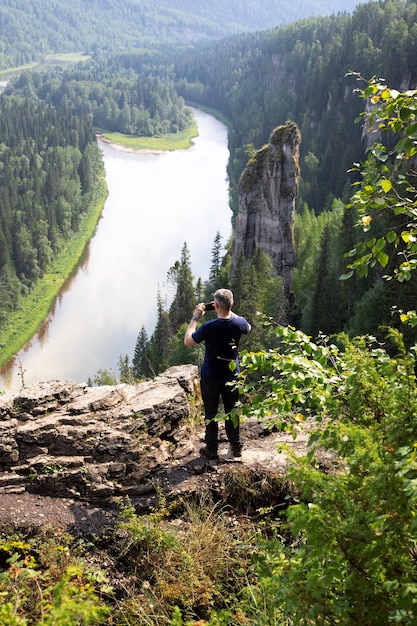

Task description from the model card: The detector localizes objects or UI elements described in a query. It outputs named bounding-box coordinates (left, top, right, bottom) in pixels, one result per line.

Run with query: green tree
left=293, top=200, right=360, bottom=336
left=231, top=247, right=286, bottom=350
left=91, top=369, right=118, bottom=386
left=195, top=277, right=204, bottom=304
left=228, top=76, right=417, bottom=625
left=0, top=265, right=20, bottom=319
left=341, top=75, right=417, bottom=337
left=206, top=230, right=223, bottom=296
left=132, top=325, right=152, bottom=380
left=118, top=354, right=134, bottom=384
left=309, top=222, right=340, bottom=335
left=168, top=242, right=195, bottom=331
left=148, top=289, right=173, bottom=374
left=167, top=322, right=202, bottom=368
left=14, top=224, right=40, bottom=284
left=230, top=249, right=250, bottom=312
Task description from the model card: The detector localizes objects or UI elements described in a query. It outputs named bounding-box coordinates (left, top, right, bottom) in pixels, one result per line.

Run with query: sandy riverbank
left=96, top=133, right=167, bottom=155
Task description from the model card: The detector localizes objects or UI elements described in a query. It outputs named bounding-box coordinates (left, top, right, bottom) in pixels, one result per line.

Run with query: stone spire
left=231, top=122, right=300, bottom=295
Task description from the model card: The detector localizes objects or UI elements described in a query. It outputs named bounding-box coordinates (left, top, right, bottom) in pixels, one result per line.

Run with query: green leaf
left=395, top=138, right=414, bottom=155
left=401, top=231, right=416, bottom=243
left=356, top=264, right=369, bottom=278
left=375, top=238, right=386, bottom=251
left=346, top=248, right=358, bottom=258
left=375, top=249, right=389, bottom=267
left=380, top=178, right=392, bottom=193
left=406, top=121, right=417, bottom=137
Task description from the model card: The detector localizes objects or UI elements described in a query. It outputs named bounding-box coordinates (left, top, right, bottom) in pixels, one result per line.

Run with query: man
left=184, top=288, right=251, bottom=459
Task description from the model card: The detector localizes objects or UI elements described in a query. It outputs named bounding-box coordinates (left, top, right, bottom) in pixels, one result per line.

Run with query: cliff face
left=231, top=122, right=300, bottom=294
left=0, top=365, right=298, bottom=522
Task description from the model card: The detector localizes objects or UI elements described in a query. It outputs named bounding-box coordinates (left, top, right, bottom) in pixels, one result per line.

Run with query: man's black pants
left=200, top=377, right=242, bottom=453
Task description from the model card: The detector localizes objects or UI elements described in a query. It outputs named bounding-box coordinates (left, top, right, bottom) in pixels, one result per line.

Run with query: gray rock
left=231, top=122, right=300, bottom=295
left=0, top=365, right=201, bottom=503
left=0, top=363, right=309, bottom=528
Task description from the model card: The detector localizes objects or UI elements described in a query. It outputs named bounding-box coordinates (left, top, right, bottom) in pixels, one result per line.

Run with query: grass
left=100, top=117, right=199, bottom=152
left=0, top=180, right=108, bottom=369
left=0, top=53, right=90, bottom=81
left=44, top=52, right=90, bottom=63
left=0, top=62, right=38, bottom=80
left=0, top=471, right=291, bottom=625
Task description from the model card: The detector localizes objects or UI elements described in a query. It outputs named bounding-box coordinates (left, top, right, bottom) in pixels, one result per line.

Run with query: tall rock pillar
left=231, top=122, right=300, bottom=295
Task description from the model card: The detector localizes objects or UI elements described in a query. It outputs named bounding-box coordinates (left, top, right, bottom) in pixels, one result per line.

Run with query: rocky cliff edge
left=0, top=365, right=308, bottom=532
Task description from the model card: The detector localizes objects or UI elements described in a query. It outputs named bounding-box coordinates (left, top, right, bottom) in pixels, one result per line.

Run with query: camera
left=204, top=301, right=215, bottom=311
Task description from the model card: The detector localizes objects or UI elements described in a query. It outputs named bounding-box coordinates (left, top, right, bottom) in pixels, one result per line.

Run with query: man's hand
left=184, top=303, right=205, bottom=346
left=193, top=303, right=205, bottom=320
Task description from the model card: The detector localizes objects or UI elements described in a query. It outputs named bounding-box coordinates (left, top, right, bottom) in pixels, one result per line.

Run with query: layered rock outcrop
left=0, top=364, right=314, bottom=529
left=0, top=365, right=201, bottom=504
left=231, top=122, right=300, bottom=294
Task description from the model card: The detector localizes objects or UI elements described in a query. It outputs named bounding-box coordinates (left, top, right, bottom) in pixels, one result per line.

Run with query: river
left=0, top=109, right=231, bottom=393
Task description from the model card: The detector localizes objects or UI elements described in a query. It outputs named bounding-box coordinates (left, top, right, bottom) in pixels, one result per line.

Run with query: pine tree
left=168, top=242, right=195, bottom=330
left=231, top=249, right=250, bottom=311
left=149, top=289, right=173, bottom=374
left=118, top=354, right=134, bottom=384
left=195, top=277, right=204, bottom=303
left=207, top=230, right=222, bottom=294
left=132, top=325, right=150, bottom=380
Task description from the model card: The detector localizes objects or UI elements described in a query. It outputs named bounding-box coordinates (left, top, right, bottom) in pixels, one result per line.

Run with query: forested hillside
left=12, top=66, right=192, bottom=136
left=98, top=0, right=417, bottom=365
left=2, top=80, right=417, bottom=626
left=0, top=0, right=363, bottom=69
left=3, top=0, right=417, bottom=370
left=0, top=94, right=104, bottom=328
left=153, top=1, right=417, bottom=215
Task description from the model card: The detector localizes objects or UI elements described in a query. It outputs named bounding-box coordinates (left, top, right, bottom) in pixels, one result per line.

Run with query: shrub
left=0, top=529, right=111, bottom=625
left=236, top=325, right=417, bottom=624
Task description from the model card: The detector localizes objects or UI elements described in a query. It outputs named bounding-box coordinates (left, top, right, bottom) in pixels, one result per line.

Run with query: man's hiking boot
left=231, top=445, right=243, bottom=457
left=199, top=446, right=218, bottom=459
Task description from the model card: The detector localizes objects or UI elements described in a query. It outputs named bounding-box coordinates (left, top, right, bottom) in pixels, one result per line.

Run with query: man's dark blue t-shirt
left=192, top=315, right=250, bottom=384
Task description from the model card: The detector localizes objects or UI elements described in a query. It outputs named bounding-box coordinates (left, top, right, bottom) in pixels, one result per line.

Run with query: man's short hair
left=214, top=288, right=234, bottom=311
